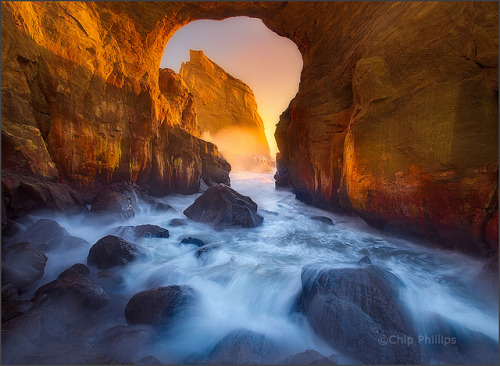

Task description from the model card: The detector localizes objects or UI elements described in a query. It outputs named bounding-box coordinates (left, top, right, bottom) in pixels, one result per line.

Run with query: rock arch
left=1, top=2, right=497, bottom=255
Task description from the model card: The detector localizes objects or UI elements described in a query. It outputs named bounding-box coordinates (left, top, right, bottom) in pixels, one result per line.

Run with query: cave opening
left=159, top=16, right=303, bottom=173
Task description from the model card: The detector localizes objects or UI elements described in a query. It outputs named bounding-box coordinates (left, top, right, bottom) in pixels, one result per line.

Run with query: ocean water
left=24, top=171, right=498, bottom=363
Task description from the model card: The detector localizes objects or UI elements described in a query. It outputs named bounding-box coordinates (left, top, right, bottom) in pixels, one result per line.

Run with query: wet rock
left=196, top=244, right=220, bottom=258
left=23, top=218, right=89, bottom=250
left=125, top=285, right=197, bottom=326
left=420, top=312, right=499, bottom=365
left=311, top=216, right=334, bottom=225
left=208, top=328, right=278, bottom=364
left=2, top=220, right=23, bottom=238
left=87, top=235, right=141, bottom=269
left=2, top=309, right=43, bottom=342
left=357, top=256, right=372, bottom=265
left=57, top=263, right=90, bottom=279
left=2, top=283, right=18, bottom=303
left=34, top=274, right=110, bottom=309
left=97, top=324, right=156, bottom=363
left=113, top=224, right=169, bottom=239
left=2, top=242, right=47, bottom=290
left=152, top=201, right=175, bottom=212
left=199, top=178, right=209, bottom=193
left=184, top=184, right=263, bottom=228
left=95, top=270, right=125, bottom=292
left=89, top=189, right=135, bottom=222
left=297, top=265, right=419, bottom=364
left=1, top=331, right=41, bottom=364
left=169, top=218, right=187, bottom=227
left=277, top=350, right=336, bottom=365
left=180, top=237, right=206, bottom=247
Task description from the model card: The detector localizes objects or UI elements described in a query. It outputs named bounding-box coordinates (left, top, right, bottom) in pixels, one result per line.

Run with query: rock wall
left=1, top=2, right=497, bottom=255
left=180, top=50, right=273, bottom=172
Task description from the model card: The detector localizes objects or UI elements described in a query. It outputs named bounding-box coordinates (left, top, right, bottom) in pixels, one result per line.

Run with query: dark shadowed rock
left=57, top=263, right=90, bottom=279
left=311, top=216, right=334, bottom=225
left=87, top=235, right=140, bottom=269
left=97, top=324, right=156, bottom=363
left=89, top=189, right=135, bottom=222
left=184, top=184, right=263, bottom=228
left=113, top=224, right=169, bottom=239
left=420, top=312, right=499, bottom=365
left=169, top=218, right=187, bottom=227
left=2, top=299, right=33, bottom=322
left=125, top=285, right=197, bottom=326
left=180, top=237, right=206, bottom=247
left=34, top=274, right=110, bottom=309
left=357, top=256, right=372, bottom=265
left=297, top=265, right=419, bottom=364
left=23, top=218, right=89, bottom=250
left=208, top=328, right=278, bottom=364
left=2, top=283, right=18, bottom=303
left=278, top=350, right=336, bottom=365
left=2, top=242, right=47, bottom=290
left=95, top=270, right=125, bottom=292
left=2, top=220, right=23, bottom=238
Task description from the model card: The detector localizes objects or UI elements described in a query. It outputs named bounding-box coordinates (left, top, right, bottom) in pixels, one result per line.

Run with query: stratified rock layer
left=180, top=50, right=273, bottom=171
left=1, top=2, right=497, bottom=256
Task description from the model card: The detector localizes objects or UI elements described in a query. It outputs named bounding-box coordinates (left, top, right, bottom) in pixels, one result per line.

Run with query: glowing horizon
left=161, top=16, right=303, bottom=158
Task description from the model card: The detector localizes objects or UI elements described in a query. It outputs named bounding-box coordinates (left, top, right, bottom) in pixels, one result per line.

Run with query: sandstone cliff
left=1, top=2, right=497, bottom=256
left=180, top=50, right=273, bottom=172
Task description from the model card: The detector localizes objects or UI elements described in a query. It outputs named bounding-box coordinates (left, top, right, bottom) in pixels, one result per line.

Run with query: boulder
left=34, top=274, right=110, bottom=309
left=113, top=224, right=169, bottom=239
left=87, top=235, right=141, bottom=269
left=357, top=256, right=372, bottom=265
left=297, top=264, right=419, bottom=364
left=310, top=216, right=334, bottom=225
left=57, top=263, right=91, bottom=279
left=23, top=218, right=89, bottom=250
left=2, top=242, right=47, bottom=290
left=180, top=237, right=206, bottom=247
left=420, top=313, right=499, bottom=365
left=2, top=299, right=33, bottom=322
left=2, top=220, right=23, bottom=238
left=208, top=328, right=278, bottom=364
left=89, top=189, right=135, bottom=222
left=184, top=184, right=263, bottom=228
left=125, top=285, right=197, bottom=326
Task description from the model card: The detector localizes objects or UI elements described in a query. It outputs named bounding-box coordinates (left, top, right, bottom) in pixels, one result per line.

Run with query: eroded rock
left=184, top=184, right=263, bottom=228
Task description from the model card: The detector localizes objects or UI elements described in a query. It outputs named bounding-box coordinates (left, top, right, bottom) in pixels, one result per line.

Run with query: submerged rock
left=169, top=218, right=187, bottom=227
left=208, top=328, right=278, bottom=364
left=87, top=235, right=141, bottom=270
left=23, top=218, right=89, bottom=250
left=2, top=242, right=47, bottom=290
left=297, top=264, right=419, bottom=364
left=125, top=285, right=197, bottom=326
left=95, top=270, right=125, bottom=292
left=184, top=184, right=263, bottom=228
left=357, top=256, right=372, bottom=265
left=310, top=216, right=334, bottom=225
left=180, top=237, right=206, bottom=247
left=277, top=350, right=336, bottom=365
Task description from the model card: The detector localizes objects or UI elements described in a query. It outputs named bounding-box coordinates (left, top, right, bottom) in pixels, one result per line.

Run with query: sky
left=161, top=16, right=303, bottom=157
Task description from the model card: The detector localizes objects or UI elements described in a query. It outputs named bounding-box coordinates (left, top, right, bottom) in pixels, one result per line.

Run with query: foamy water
left=24, top=171, right=498, bottom=363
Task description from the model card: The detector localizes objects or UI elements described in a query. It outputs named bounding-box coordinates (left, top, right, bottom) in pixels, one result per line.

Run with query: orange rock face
left=1, top=2, right=497, bottom=256
left=180, top=50, right=273, bottom=172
